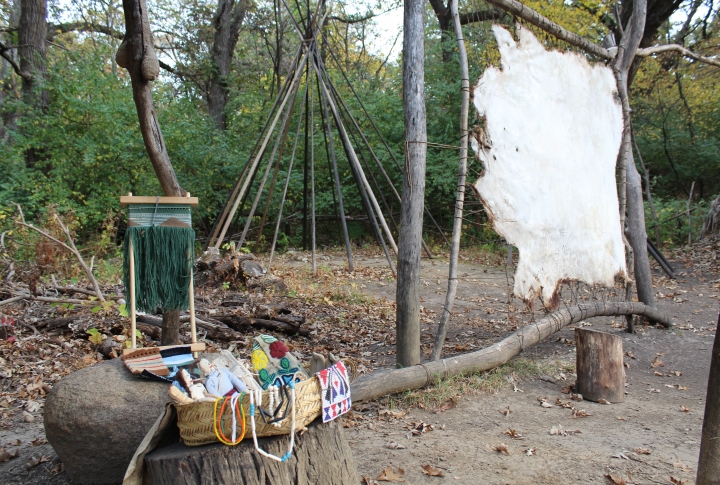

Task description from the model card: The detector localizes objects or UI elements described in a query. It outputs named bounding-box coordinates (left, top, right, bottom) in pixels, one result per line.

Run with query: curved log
left=352, top=301, right=672, bottom=402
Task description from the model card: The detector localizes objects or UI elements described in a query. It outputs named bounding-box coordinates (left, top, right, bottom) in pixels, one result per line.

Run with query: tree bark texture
left=575, top=328, right=625, bottom=403
left=18, top=0, right=48, bottom=109
left=353, top=302, right=671, bottom=402
left=696, top=311, right=720, bottom=485
left=612, top=0, right=655, bottom=309
left=117, top=0, right=186, bottom=344
left=145, top=419, right=359, bottom=485
left=208, top=0, right=249, bottom=130
left=431, top=0, right=469, bottom=362
left=397, top=0, right=427, bottom=368
left=701, top=193, right=720, bottom=238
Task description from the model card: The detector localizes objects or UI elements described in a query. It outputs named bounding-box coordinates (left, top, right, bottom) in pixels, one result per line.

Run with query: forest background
left=0, top=0, right=718, bottom=272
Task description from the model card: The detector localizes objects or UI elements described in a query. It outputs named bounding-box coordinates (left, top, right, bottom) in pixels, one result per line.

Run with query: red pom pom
left=269, top=340, right=288, bottom=359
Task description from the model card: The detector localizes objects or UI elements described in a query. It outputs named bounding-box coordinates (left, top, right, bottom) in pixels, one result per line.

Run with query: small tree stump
left=575, top=328, right=625, bottom=403
left=145, top=419, right=359, bottom=485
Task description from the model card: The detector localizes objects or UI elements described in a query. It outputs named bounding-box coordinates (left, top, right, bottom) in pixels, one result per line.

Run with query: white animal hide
left=472, top=25, right=626, bottom=307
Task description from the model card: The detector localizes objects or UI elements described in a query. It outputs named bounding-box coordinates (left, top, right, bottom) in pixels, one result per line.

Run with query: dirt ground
left=0, top=247, right=717, bottom=485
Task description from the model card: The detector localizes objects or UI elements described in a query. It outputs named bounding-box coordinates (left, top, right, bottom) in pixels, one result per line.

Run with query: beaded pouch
left=251, top=335, right=307, bottom=389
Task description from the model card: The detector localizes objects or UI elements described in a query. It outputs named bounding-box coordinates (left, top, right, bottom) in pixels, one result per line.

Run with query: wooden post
left=396, top=0, right=427, bottom=368
left=696, top=310, right=720, bottom=484
left=129, top=239, right=137, bottom=349
left=575, top=328, right=625, bottom=403
left=188, top=271, right=197, bottom=356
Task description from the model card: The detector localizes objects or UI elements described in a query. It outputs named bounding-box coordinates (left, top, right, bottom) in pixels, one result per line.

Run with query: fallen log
left=217, top=315, right=310, bottom=337
left=351, top=301, right=672, bottom=402
left=136, top=315, right=243, bottom=342
left=137, top=322, right=161, bottom=340
left=37, top=317, right=76, bottom=330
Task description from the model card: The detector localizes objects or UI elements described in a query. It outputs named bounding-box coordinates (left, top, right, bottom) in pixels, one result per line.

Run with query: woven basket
left=176, top=377, right=322, bottom=447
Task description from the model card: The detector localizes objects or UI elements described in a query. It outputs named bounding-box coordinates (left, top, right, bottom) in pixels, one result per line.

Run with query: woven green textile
left=123, top=226, right=195, bottom=312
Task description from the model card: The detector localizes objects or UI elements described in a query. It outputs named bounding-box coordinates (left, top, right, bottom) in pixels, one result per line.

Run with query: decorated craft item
left=122, top=345, right=197, bottom=381
left=213, top=392, right=246, bottom=445
left=198, top=358, right=249, bottom=397
left=316, top=361, right=351, bottom=423
left=251, top=335, right=307, bottom=389
left=249, top=381, right=297, bottom=462
left=120, top=194, right=204, bottom=354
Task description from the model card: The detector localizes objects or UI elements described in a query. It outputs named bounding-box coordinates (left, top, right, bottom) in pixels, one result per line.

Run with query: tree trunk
left=145, top=419, right=359, bottom=485
left=207, top=0, right=249, bottom=131
left=700, top=193, right=720, bottom=238
left=612, top=0, right=655, bottom=309
left=696, top=310, right=720, bottom=485
left=431, top=0, right=469, bottom=361
left=575, top=328, right=625, bottom=403
left=18, top=0, right=48, bottom=110
left=396, top=0, right=427, bottom=368
left=117, top=0, right=186, bottom=345
left=354, top=302, right=671, bottom=402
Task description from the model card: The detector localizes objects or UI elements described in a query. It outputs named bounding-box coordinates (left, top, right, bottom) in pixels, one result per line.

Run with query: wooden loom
left=120, top=193, right=205, bottom=355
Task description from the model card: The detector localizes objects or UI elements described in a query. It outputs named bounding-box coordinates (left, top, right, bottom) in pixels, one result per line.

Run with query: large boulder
left=44, top=357, right=169, bottom=485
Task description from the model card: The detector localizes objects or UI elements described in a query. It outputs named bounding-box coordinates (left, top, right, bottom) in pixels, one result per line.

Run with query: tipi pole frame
left=237, top=74, right=302, bottom=249
left=268, top=83, right=308, bottom=271
left=205, top=47, right=301, bottom=250
left=312, top=51, right=399, bottom=255
left=315, top=51, right=355, bottom=271
left=213, top=47, right=310, bottom=249
left=321, top=40, right=450, bottom=248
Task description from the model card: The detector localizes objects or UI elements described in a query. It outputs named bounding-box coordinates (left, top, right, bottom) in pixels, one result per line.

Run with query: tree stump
left=145, top=419, right=359, bottom=485
left=575, top=328, right=625, bottom=403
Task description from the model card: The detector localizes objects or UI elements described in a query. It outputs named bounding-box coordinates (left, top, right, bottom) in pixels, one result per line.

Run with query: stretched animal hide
left=472, top=25, right=627, bottom=307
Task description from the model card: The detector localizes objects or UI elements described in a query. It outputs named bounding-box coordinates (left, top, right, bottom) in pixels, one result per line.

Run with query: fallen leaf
left=6, top=439, right=20, bottom=446
left=361, top=476, right=379, bottom=485
left=605, top=474, right=627, bottom=485
left=598, top=399, right=611, bottom=405
left=26, top=455, right=51, bottom=469
left=385, top=442, right=406, bottom=450
left=671, top=371, right=683, bottom=377
left=23, top=411, right=34, bottom=423
left=625, top=350, right=636, bottom=359
left=0, top=448, right=19, bottom=463
left=654, top=371, right=666, bottom=376
left=617, top=417, right=626, bottom=421
left=572, top=409, right=592, bottom=418
left=634, top=448, right=651, bottom=455
left=377, top=467, right=405, bottom=482
left=550, top=425, right=581, bottom=436
left=31, top=438, right=47, bottom=446
left=555, top=398, right=572, bottom=409
left=524, top=447, right=535, bottom=456
left=505, top=429, right=525, bottom=440
left=500, top=406, right=511, bottom=417
left=680, top=405, right=691, bottom=413
left=678, top=386, right=689, bottom=391
left=570, top=393, right=583, bottom=402
left=421, top=464, right=445, bottom=477
left=670, top=476, right=686, bottom=484
left=651, top=356, right=665, bottom=368
left=25, top=400, right=41, bottom=413
left=665, top=384, right=677, bottom=388
left=492, top=443, right=510, bottom=455
left=378, top=409, right=408, bottom=420
left=433, top=398, right=457, bottom=414
left=674, top=462, right=691, bottom=472
left=560, top=385, right=573, bottom=394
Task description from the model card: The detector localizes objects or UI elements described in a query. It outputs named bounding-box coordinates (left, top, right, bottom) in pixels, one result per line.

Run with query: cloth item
left=316, top=361, right=351, bottom=423
left=122, top=345, right=196, bottom=381
left=204, top=367, right=249, bottom=397
left=251, top=335, right=307, bottom=390
left=123, top=225, right=195, bottom=312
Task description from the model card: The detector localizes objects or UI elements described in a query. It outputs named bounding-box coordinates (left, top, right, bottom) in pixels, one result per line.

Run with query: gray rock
left=240, top=260, right=264, bottom=278
left=44, top=357, right=169, bottom=485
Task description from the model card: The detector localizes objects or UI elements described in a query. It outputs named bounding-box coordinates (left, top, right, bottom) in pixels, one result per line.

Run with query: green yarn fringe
left=123, top=226, right=195, bottom=313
